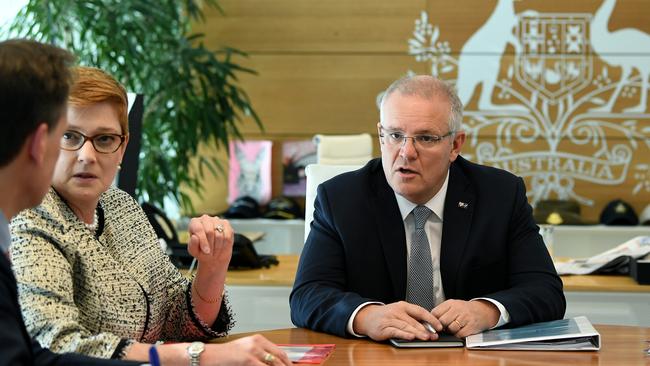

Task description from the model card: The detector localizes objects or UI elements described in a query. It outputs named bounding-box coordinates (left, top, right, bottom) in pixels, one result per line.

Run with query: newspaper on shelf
left=555, top=236, right=650, bottom=275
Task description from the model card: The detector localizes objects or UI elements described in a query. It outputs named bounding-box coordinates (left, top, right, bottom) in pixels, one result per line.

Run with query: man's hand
left=352, top=301, right=442, bottom=341
left=432, top=299, right=499, bottom=337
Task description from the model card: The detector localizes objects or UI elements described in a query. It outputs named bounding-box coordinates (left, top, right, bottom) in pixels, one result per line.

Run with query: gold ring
left=215, top=224, right=224, bottom=233
left=263, top=353, right=275, bottom=363
left=453, top=319, right=463, bottom=328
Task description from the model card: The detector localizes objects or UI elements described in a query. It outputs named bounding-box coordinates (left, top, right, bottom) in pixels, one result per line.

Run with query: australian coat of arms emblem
left=407, top=0, right=650, bottom=211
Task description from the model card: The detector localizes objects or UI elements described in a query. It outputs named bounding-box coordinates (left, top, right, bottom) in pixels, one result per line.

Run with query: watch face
left=188, top=341, right=205, bottom=355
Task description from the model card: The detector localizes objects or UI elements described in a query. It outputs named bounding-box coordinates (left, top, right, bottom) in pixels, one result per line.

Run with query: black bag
left=141, top=202, right=278, bottom=269
left=229, top=233, right=279, bottom=269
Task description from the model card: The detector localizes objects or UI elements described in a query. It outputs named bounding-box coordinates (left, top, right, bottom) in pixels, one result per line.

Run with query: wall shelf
left=230, top=218, right=305, bottom=255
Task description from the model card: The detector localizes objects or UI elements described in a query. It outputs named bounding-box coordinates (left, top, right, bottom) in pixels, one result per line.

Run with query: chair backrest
left=304, top=163, right=363, bottom=242
left=313, top=133, right=373, bottom=165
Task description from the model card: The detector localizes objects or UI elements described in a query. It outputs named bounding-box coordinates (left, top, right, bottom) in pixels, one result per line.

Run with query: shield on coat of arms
left=515, top=14, right=593, bottom=103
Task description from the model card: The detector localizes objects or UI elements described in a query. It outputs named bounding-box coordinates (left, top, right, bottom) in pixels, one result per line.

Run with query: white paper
left=555, top=236, right=650, bottom=275
left=466, top=316, right=600, bottom=351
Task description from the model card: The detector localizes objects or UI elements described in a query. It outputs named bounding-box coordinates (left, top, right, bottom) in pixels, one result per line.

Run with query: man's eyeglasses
left=60, top=130, right=126, bottom=154
left=379, top=126, right=454, bottom=149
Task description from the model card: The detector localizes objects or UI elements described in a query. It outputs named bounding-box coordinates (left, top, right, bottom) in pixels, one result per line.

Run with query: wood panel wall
left=186, top=0, right=650, bottom=224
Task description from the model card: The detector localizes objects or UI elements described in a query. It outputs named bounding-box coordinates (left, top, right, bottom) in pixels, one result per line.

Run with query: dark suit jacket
left=290, top=157, right=565, bottom=337
left=0, top=254, right=138, bottom=366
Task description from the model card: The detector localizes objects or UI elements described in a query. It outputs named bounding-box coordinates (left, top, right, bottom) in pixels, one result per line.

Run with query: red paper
left=277, top=344, right=335, bottom=364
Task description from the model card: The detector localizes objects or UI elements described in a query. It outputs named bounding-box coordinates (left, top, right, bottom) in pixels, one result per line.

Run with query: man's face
left=379, top=92, right=465, bottom=204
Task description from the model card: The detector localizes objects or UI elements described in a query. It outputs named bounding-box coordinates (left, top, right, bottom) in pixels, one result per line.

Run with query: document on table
left=277, top=344, right=335, bottom=364
left=465, top=316, right=600, bottom=351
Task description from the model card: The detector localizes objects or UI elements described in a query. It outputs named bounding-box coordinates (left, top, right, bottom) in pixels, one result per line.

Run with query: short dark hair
left=0, top=39, right=75, bottom=167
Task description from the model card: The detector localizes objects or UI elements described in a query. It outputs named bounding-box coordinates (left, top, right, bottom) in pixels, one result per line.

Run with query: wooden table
left=219, top=255, right=650, bottom=331
left=562, top=273, right=650, bottom=292
left=225, top=254, right=650, bottom=292
left=214, top=326, right=650, bottom=365
left=225, top=255, right=298, bottom=286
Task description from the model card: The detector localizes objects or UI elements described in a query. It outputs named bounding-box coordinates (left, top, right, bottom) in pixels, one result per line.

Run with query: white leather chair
left=304, top=164, right=362, bottom=242
left=313, top=133, right=373, bottom=165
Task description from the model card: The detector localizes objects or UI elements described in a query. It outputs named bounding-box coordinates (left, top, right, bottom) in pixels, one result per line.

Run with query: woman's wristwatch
left=187, top=341, right=205, bottom=366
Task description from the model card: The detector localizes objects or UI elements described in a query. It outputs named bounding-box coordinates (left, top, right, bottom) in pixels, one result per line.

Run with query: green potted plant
left=6, top=0, right=260, bottom=212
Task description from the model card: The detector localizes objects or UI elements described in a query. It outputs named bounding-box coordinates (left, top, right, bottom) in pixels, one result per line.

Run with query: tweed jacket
left=10, top=187, right=232, bottom=359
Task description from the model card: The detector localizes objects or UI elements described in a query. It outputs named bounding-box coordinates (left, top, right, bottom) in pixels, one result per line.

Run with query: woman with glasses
left=10, top=67, right=290, bottom=366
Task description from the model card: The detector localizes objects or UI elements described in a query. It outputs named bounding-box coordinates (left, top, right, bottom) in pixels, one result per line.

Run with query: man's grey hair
left=379, top=75, right=463, bottom=133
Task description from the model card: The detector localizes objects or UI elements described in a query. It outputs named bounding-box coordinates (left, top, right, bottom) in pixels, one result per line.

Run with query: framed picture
left=228, top=140, right=272, bottom=204
left=282, top=140, right=317, bottom=197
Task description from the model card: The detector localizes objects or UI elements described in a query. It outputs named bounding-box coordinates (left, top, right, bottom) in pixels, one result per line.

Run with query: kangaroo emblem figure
left=456, top=0, right=526, bottom=111
left=590, top=0, right=650, bottom=113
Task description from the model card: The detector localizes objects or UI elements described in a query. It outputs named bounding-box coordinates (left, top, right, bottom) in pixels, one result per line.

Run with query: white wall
left=0, top=1, right=27, bottom=32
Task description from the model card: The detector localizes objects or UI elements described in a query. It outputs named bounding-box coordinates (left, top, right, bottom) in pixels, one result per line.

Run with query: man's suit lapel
left=368, top=162, right=408, bottom=300
left=440, top=159, right=475, bottom=299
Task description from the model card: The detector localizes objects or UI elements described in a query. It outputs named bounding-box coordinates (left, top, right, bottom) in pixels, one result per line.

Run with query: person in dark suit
left=0, top=256, right=140, bottom=366
left=290, top=75, right=565, bottom=342
left=0, top=39, right=138, bottom=366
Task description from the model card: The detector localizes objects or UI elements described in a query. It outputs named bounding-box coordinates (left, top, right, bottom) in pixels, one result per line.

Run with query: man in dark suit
left=290, top=75, right=565, bottom=342
left=0, top=39, right=138, bottom=366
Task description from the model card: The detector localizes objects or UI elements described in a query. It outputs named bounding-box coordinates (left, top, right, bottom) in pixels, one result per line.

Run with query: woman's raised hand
left=187, top=215, right=234, bottom=267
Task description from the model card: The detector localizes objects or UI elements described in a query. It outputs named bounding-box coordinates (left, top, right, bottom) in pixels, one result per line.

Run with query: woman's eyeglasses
left=60, top=130, right=126, bottom=154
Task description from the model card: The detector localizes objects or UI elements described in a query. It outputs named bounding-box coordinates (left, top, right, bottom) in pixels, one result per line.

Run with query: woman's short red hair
left=69, top=66, right=129, bottom=134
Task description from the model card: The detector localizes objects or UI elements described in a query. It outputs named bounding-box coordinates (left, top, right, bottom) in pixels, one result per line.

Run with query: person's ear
left=449, top=130, right=466, bottom=162
left=376, top=122, right=384, bottom=145
left=28, top=123, right=50, bottom=165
